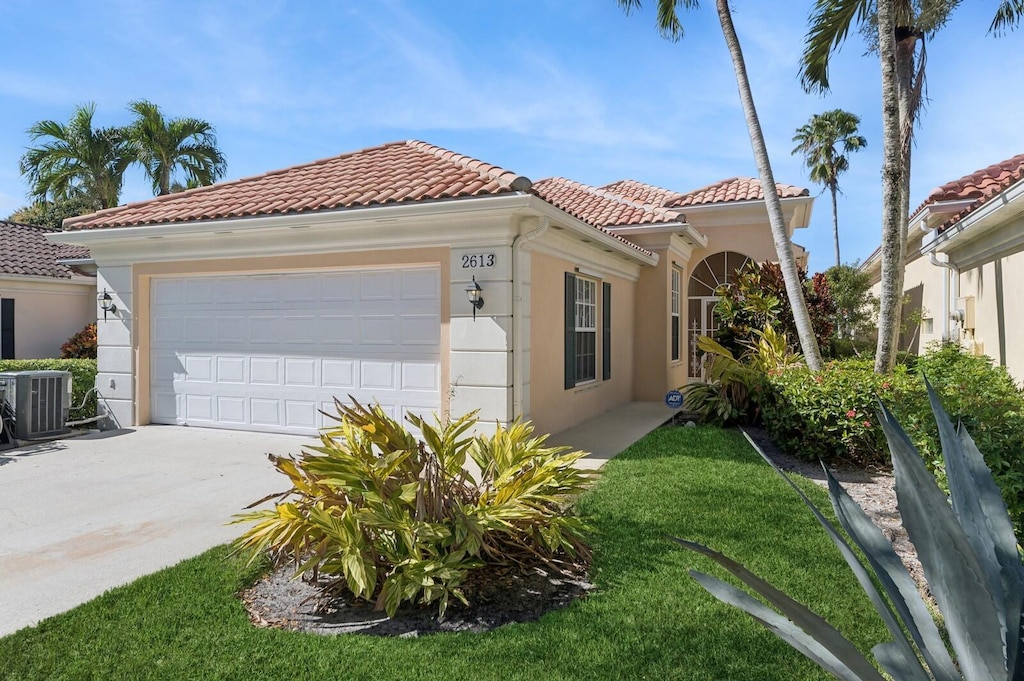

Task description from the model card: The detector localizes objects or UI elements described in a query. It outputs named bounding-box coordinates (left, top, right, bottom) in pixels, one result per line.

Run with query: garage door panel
left=151, top=267, right=440, bottom=435
left=250, top=357, right=282, bottom=384
left=284, top=358, right=317, bottom=387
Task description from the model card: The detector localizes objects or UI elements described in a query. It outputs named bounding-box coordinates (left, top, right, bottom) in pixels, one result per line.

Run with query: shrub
left=903, top=342, right=1024, bottom=527
left=680, top=335, right=764, bottom=426
left=759, top=343, right=1024, bottom=529
left=759, top=359, right=917, bottom=466
left=676, top=387, right=1024, bottom=680
left=60, top=323, right=97, bottom=359
left=232, top=400, right=597, bottom=617
left=0, top=358, right=97, bottom=417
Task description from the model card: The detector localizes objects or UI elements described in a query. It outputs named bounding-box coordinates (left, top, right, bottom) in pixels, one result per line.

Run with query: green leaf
left=927, top=378, right=1024, bottom=678
left=672, top=538, right=885, bottom=681
left=688, top=570, right=886, bottom=681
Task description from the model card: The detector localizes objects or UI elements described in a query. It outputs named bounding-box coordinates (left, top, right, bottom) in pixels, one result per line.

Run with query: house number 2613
left=461, top=253, right=495, bottom=269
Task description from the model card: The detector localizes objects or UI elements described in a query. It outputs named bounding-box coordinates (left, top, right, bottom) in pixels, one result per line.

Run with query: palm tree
left=792, top=109, right=867, bottom=269
left=19, top=103, right=131, bottom=210
left=800, top=0, right=1022, bottom=372
left=619, top=0, right=825, bottom=371
left=127, top=99, right=226, bottom=196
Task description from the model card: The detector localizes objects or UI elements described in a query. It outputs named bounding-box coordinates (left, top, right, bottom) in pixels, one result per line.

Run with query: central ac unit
left=0, top=370, right=72, bottom=439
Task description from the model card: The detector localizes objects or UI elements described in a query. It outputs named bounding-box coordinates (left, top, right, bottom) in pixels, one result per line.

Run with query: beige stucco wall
left=130, top=248, right=451, bottom=425
left=867, top=246, right=1024, bottom=382
left=528, top=251, right=636, bottom=436
left=959, top=251, right=1024, bottom=383
left=0, top=277, right=95, bottom=359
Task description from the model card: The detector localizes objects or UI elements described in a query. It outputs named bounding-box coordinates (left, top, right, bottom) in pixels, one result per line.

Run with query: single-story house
left=0, top=220, right=95, bottom=359
left=52, top=140, right=812, bottom=436
left=864, top=153, right=1024, bottom=382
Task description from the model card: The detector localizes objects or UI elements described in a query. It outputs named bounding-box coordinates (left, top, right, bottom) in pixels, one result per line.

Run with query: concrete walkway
left=0, top=401, right=671, bottom=637
left=0, top=426, right=307, bottom=637
left=547, top=401, right=673, bottom=469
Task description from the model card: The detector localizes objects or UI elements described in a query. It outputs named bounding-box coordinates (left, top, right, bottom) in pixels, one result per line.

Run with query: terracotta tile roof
left=1, top=221, right=91, bottom=279
left=664, top=177, right=809, bottom=207
left=599, top=179, right=687, bottom=208
left=911, top=153, right=1024, bottom=231
left=63, top=140, right=533, bottom=231
left=532, top=177, right=683, bottom=228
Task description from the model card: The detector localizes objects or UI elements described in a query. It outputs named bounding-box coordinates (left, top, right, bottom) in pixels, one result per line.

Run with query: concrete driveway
left=0, top=426, right=307, bottom=637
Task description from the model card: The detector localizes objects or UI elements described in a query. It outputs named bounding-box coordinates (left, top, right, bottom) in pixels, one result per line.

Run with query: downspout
left=511, top=216, right=550, bottom=420
left=928, top=252, right=959, bottom=340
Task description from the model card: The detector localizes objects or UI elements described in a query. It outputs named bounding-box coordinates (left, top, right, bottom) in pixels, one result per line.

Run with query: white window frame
left=671, top=268, right=681, bottom=361
left=575, top=277, right=597, bottom=383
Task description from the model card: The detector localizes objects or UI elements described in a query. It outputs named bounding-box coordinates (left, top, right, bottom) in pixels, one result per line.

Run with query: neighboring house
left=863, top=153, right=1024, bottom=381
left=52, top=140, right=812, bottom=436
left=0, top=220, right=95, bottom=359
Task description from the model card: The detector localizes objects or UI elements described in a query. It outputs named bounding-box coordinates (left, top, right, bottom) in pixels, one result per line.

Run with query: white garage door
left=150, top=267, right=440, bottom=435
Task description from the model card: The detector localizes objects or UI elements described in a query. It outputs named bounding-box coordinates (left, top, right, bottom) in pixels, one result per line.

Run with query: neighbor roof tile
left=1, top=221, right=90, bottom=279
left=911, top=153, right=1024, bottom=230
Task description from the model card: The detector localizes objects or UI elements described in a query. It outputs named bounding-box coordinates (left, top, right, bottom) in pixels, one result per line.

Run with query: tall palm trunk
left=716, top=0, right=824, bottom=371
left=830, top=183, right=840, bottom=268
left=874, top=0, right=905, bottom=373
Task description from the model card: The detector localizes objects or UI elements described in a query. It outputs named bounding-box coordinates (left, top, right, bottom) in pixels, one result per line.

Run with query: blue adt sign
left=664, top=390, right=684, bottom=409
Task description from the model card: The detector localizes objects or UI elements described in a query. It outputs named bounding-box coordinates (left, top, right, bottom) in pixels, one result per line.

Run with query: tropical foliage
left=7, top=196, right=97, bottom=229
left=792, top=109, right=867, bottom=268
left=19, top=103, right=130, bottom=210
left=714, top=260, right=835, bottom=358
left=60, top=323, right=97, bottom=359
left=799, top=0, right=1023, bottom=373
left=824, top=263, right=877, bottom=343
left=676, top=384, right=1024, bottom=680
left=232, top=400, right=596, bottom=617
left=126, top=99, right=226, bottom=196
left=759, top=344, right=1024, bottom=532
left=617, top=0, right=825, bottom=370
left=19, top=101, right=226, bottom=212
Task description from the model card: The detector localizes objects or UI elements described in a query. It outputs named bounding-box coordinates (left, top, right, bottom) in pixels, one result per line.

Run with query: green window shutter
left=602, top=282, right=611, bottom=380
left=565, top=273, right=576, bottom=390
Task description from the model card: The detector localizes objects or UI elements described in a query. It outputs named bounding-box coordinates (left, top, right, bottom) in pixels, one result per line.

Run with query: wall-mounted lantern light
left=98, top=289, right=117, bottom=320
left=464, top=276, right=484, bottom=320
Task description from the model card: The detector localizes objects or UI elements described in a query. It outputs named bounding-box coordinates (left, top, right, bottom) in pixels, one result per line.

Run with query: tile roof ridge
left=404, top=140, right=533, bottom=192
left=600, top=178, right=687, bottom=206
left=63, top=141, right=414, bottom=229
left=541, top=176, right=684, bottom=222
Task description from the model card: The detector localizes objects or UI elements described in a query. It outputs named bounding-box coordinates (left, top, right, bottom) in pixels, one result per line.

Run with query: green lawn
left=0, top=426, right=888, bottom=680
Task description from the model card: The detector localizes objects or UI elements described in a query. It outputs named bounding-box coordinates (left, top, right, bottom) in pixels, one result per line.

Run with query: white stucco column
left=448, top=246, right=514, bottom=428
left=94, top=266, right=134, bottom=427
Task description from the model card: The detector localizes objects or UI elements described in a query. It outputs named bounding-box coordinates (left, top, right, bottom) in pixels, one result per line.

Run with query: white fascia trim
left=607, top=222, right=709, bottom=249
left=523, top=197, right=658, bottom=268
left=914, top=199, right=976, bottom=231
left=681, top=195, right=813, bottom=229
left=921, top=178, right=1024, bottom=255
left=45, top=194, right=537, bottom=247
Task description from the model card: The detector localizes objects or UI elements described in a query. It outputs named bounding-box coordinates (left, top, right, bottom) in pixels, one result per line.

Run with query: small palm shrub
left=232, top=400, right=597, bottom=617
left=675, top=384, right=1024, bottom=680
left=680, top=335, right=763, bottom=426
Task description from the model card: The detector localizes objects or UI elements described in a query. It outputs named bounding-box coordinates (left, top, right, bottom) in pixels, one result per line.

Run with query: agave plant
left=675, top=381, right=1024, bottom=680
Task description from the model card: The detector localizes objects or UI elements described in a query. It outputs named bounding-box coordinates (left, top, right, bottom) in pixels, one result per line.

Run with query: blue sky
left=1, top=0, right=1021, bottom=273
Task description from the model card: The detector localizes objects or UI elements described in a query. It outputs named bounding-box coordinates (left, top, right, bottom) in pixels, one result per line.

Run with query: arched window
left=687, top=251, right=753, bottom=378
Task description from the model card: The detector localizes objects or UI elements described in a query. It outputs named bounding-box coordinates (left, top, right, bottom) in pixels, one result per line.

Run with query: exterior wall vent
left=0, top=371, right=72, bottom=440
